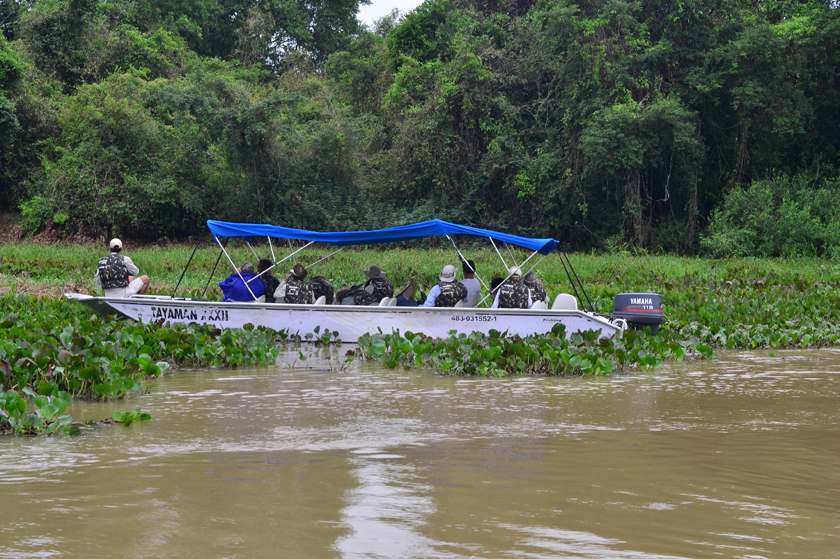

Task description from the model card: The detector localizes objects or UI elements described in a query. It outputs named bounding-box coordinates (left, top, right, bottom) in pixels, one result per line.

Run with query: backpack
left=307, top=276, right=335, bottom=304
left=498, top=281, right=529, bottom=309
left=98, top=253, right=129, bottom=289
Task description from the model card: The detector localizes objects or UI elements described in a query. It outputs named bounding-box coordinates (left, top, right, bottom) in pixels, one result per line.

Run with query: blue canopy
left=207, top=219, right=559, bottom=255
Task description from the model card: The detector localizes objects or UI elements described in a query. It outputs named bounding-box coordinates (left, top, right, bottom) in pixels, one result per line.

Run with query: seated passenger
left=423, top=265, right=468, bottom=307
left=274, top=264, right=313, bottom=304
left=523, top=272, right=548, bottom=303
left=460, top=259, right=481, bottom=301
left=219, top=261, right=267, bottom=302
left=354, top=265, right=394, bottom=305
left=95, top=238, right=150, bottom=298
left=257, top=259, right=281, bottom=303
left=491, top=267, right=532, bottom=309
left=395, top=282, right=426, bottom=306
left=489, top=276, right=504, bottom=294
left=307, top=275, right=335, bottom=304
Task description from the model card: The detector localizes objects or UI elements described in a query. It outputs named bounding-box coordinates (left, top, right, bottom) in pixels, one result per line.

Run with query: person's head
left=490, top=277, right=503, bottom=292
left=439, top=264, right=457, bottom=283
left=109, top=238, right=122, bottom=253
left=363, top=265, right=387, bottom=279
left=461, top=259, right=476, bottom=277
left=508, top=266, right=522, bottom=282
left=523, top=272, right=539, bottom=287
left=258, top=258, right=273, bottom=275
left=290, top=263, right=307, bottom=281
left=240, top=261, right=254, bottom=274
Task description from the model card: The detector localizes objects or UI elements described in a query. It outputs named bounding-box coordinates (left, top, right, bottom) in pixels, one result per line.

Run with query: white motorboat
left=66, top=220, right=663, bottom=342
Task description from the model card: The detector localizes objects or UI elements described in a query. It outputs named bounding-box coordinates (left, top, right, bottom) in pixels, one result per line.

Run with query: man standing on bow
left=95, top=238, right=150, bottom=298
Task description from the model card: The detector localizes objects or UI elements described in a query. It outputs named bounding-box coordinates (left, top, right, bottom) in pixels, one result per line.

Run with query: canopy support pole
left=446, top=235, right=491, bottom=295
left=268, top=237, right=276, bottom=262
left=522, top=252, right=551, bottom=279
left=171, top=243, right=198, bottom=299
left=219, top=239, right=258, bottom=301
left=245, top=240, right=259, bottom=262
left=563, top=252, right=594, bottom=311
left=287, top=239, right=297, bottom=265
left=249, top=241, right=315, bottom=283
left=489, top=237, right=509, bottom=269
left=506, top=243, right=519, bottom=268
left=477, top=249, right=540, bottom=308
left=307, top=248, right=343, bottom=270
left=201, top=239, right=227, bottom=299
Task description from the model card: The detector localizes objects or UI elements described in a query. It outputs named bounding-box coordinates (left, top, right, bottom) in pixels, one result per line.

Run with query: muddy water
left=2, top=349, right=840, bottom=558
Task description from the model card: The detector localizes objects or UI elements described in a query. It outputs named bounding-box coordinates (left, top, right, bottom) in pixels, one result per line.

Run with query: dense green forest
left=0, top=0, right=838, bottom=255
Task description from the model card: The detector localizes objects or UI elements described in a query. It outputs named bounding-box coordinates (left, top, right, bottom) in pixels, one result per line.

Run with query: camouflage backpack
left=354, top=277, right=394, bottom=305
left=307, top=276, right=335, bottom=304
left=98, top=253, right=129, bottom=289
left=435, top=281, right=467, bottom=307
left=528, top=283, right=547, bottom=303
left=497, top=281, right=530, bottom=309
left=284, top=277, right=313, bottom=304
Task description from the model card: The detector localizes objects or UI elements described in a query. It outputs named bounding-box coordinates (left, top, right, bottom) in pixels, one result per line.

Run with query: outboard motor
left=612, top=293, right=664, bottom=334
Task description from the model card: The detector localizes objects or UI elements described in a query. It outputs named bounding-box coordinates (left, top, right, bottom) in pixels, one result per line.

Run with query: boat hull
left=65, top=294, right=622, bottom=342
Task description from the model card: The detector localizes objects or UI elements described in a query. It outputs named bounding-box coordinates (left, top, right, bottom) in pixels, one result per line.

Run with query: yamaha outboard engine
left=612, top=293, right=664, bottom=334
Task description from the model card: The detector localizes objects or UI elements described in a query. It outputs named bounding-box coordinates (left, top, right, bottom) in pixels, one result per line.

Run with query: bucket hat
left=439, top=265, right=457, bottom=282
left=363, top=265, right=387, bottom=279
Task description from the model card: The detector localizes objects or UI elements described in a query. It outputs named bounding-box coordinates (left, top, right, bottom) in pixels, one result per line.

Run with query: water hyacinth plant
left=0, top=294, right=287, bottom=435
left=355, top=325, right=712, bottom=377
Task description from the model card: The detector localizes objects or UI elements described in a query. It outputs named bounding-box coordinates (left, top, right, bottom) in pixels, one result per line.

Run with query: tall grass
left=3, top=241, right=839, bottom=301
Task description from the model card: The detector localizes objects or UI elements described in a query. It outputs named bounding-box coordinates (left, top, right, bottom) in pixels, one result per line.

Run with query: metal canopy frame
left=203, top=230, right=592, bottom=309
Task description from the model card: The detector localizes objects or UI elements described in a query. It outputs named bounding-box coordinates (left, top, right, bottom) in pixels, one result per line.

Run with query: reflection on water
left=2, top=348, right=840, bottom=558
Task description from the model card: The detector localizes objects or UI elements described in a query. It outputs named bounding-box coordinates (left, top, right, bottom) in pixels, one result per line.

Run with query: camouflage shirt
left=283, top=277, right=313, bottom=304
left=527, top=282, right=547, bottom=303
left=354, top=277, right=394, bottom=305
left=307, top=276, right=335, bottom=304
left=262, top=274, right=280, bottom=303
left=497, top=281, right=531, bottom=309
left=434, top=281, right=468, bottom=307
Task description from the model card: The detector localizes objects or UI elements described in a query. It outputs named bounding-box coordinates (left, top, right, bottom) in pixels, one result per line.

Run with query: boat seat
left=314, top=295, right=327, bottom=305
left=378, top=297, right=390, bottom=306
left=388, top=297, right=398, bottom=306
left=454, top=299, right=466, bottom=308
left=531, top=300, right=548, bottom=310
left=251, top=295, right=266, bottom=303
left=551, top=293, right=578, bottom=310
left=466, top=292, right=480, bottom=307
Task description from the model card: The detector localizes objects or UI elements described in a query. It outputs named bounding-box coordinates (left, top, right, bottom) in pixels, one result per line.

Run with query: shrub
left=701, top=175, right=840, bottom=258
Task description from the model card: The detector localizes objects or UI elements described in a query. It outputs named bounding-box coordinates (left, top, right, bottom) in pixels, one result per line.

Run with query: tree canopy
left=1, top=0, right=839, bottom=256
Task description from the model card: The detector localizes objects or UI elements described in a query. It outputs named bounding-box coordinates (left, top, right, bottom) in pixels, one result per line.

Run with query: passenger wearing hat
left=423, top=265, right=468, bottom=307
left=491, top=266, right=532, bottom=309
left=220, top=261, right=267, bottom=302
left=95, top=238, right=150, bottom=298
left=354, top=265, right=394, bottom=305
left=523, top=272, right=547, bottom=303
left=460, top=259, right=481, bottom=300
left=273, top=263, right=313, bottom=304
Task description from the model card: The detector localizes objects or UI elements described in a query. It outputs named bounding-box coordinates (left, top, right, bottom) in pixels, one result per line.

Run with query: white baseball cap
left=508, top=266, right=522, bottom=278
left=109, top=238, right=122, bottom=250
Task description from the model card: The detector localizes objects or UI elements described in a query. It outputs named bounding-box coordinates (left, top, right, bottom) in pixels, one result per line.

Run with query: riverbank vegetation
left=1, top=0, right=839, bottom=255
left=3, top=244, right=840, bottom=351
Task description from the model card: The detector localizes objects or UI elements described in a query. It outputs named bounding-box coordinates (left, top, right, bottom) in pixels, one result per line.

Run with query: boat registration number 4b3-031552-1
left=451, top=314, right=497, bottom=322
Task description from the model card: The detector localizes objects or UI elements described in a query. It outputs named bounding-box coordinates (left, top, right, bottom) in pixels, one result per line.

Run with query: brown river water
left=2, top=348, right=840, bottom=558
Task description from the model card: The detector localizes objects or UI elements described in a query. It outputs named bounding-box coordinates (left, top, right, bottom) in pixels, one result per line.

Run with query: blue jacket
left=219, top=273, right=267, bottom=302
